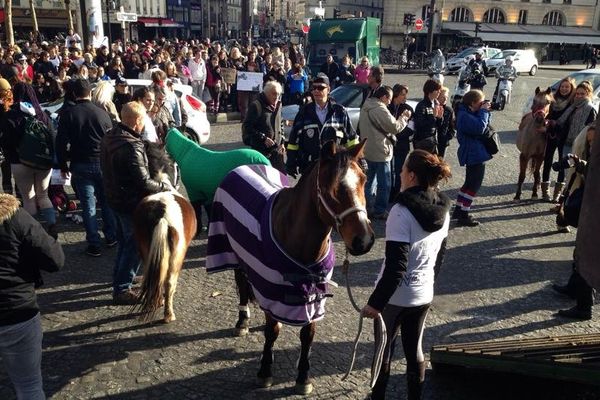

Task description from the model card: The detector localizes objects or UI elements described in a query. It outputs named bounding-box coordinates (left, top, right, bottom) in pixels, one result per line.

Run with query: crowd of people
left=0, top=31, right=598, bottom=400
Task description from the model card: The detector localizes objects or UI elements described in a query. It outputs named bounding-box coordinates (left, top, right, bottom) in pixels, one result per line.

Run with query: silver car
left=281, top=84, right=418, bottom=138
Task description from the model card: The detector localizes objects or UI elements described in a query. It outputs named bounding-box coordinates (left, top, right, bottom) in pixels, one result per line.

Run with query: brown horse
left=515, top=87, right=554, bottom=200
left=206, top=140, right=375, bottom=394
left=133, top=143, right=197, bottom=323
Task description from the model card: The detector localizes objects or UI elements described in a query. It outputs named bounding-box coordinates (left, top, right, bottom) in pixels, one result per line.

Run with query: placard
left=237, top=71, right=263, bottom=92
left=51, top=169, right=71, bottom=186
left=220, top=67, right=237, bottom=85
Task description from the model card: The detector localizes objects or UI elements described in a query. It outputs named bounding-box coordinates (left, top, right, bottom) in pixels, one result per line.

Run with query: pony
left=206, top=140, right=375, bottom=394
left=133, top=142, right=197, bottom=323
left=515, top=87, right=554, bottom=200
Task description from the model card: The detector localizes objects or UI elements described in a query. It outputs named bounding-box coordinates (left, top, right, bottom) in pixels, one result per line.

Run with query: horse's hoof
left=163, top=315, right=176, bottom=324
left=257, top=376, right=273, bottom=388
left=295, top=382, right=313, bottom=395
left=513, top=195, right=521, bottom=201
left=234, top=327, right=249, bottom=336
left=532, top=194, right=539, bottom=199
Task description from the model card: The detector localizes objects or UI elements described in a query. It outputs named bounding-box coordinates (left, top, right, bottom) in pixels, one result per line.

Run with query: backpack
left=18, top=116, right=55, bottom=170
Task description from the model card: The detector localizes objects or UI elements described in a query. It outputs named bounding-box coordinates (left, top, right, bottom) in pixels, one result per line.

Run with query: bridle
left=314, top=160, right=368, bottom=232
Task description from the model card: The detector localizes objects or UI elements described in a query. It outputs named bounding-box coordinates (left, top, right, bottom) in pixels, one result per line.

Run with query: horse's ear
left=545, top=87, right=552, bottom=95
left=349, top=138, right=367, bottom=159
left=535, top=87, right=541, bottom=95
left=320, top=140, right=337, bottom=160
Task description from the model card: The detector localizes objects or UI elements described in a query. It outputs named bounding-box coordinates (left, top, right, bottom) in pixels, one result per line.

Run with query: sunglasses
left=312, top=85, right=327, bottom=91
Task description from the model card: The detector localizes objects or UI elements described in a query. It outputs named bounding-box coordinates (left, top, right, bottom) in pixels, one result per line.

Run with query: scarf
left=551, top=93, right=571, bottom=113
left=558, top=99, right=594, bottom=145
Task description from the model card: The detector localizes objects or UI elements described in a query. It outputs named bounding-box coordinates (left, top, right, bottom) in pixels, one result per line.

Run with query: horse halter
left=315, top=161, right=368, bottom=232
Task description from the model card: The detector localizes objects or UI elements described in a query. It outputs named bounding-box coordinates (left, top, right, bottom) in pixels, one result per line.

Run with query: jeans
left=542, top=136, right=566, bottom=183
left=70, top=162, right=116, bottom=247
left=365, top=160, right=391, bottom=215
left=191, top=80, right=205, bottom=99
left=113, top=211, right=141, bottom=293
left=391, top=140, right=411, bottom=198
left=0, top=313, right=45, bottom=400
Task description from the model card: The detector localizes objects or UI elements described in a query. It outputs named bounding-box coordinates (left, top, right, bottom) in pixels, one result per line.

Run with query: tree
left=4, top=0, right=14, bottom=46
left=64, top=0, right=74, bottom=32
left=29, top=0, right=39, bottom=40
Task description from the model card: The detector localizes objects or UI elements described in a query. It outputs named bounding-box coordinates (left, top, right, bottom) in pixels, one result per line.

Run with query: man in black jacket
left=101, top=101, right=172, bottom=305
left=56, top=78, right=117, bottom=257
left=413, top=79, right=443, bottom=154
left=0, top=193, right=63, bottom=399
left=241, top=80, right=285, bottom=172
left=113, top=75, right=132, bottom=115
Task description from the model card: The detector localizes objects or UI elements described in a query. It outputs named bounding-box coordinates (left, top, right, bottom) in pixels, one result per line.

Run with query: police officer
left=468, top=50, right=488, bottom=91
left=286, top=75, right=358, bottom=177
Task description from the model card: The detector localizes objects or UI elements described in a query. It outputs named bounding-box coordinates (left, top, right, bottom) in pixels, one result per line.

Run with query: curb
left=207, top=112, right=242, bottom=123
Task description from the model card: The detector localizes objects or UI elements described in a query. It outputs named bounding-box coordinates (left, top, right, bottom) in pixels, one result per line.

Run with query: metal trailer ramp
left=430, top=333, right=600, bottom=386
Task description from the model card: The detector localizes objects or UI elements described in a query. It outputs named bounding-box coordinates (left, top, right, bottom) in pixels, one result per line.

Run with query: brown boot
left=552, top=182, right=565, bottom=203
left=541, top=182, right=550, bottom=201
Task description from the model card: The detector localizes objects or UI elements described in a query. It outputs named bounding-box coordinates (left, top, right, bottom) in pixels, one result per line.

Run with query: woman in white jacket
left=358, top=85, right=411, bottom=219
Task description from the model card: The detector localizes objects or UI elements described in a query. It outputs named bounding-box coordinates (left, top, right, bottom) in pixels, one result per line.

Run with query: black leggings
left=374, top=303, right=430, bottom=375
left=542, top=137, right=566, bottom=183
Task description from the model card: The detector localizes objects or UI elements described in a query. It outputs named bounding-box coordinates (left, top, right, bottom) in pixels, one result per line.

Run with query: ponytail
left=405, top=149, right=452, bottom=189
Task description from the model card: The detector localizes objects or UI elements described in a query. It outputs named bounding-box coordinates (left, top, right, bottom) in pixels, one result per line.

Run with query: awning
left=137, top=17, right=184, bottom=28
left=308, top=18, right=365, bottom=42
left=442, top=22, right=600, bottom=45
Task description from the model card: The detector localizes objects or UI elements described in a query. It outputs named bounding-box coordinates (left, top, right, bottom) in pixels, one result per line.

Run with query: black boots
left=369, top=361, right=426, bottom=400
left=557, top=271, right=594, bottom=321
left=451, top=206, right=480, bottom=227
left=406, top=362, right=426, bottom=400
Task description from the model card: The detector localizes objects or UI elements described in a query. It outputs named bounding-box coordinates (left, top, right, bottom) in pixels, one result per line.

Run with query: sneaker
left=112, top=288, right=140, bottom=305
left=456, top=214, right=480, bottom=227
left=85, top=245, right=102, bottom=257
left=105, top=238, right=118, bottom=247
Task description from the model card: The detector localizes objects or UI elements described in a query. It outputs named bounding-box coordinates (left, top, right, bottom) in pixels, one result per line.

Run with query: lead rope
left=341, top=250, right=387, bottom=389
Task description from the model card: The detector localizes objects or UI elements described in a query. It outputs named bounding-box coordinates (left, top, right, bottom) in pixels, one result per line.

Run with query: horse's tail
left=138, top=217, right=172, bottom=320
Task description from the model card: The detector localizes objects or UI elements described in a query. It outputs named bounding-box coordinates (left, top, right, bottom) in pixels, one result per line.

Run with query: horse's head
left=532, top=86, right=554, bottom=123
left=316, top=139, right=375, bottom=256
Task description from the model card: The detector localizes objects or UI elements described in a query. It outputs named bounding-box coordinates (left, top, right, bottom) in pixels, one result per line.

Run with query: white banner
left=237, top=71, right=263, bottom=92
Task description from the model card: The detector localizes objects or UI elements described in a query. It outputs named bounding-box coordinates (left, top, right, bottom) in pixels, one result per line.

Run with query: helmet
left=505, top=55, right=514, bottom=63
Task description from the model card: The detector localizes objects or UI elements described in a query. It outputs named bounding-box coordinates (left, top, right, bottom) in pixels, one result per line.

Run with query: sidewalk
left=539, top=61, right=594, bottom=71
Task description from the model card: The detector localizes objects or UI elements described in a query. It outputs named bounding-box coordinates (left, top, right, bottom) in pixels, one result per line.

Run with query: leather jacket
left=100, top=123, right=169, bottom=213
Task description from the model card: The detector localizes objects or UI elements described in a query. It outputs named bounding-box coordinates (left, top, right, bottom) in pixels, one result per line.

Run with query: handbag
left=367, top=110, right=397, bottom=146
left=482, top=125, right=500, bottom=155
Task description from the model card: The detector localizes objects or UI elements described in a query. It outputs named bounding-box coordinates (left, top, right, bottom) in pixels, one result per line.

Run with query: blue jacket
left=456, top=104, right=492, bottom=166
left=286, top=70, right=308, bottom=95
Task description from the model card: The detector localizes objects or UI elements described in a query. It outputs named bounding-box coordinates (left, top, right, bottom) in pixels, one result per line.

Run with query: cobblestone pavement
left=2, top=70, right=599, bottom=400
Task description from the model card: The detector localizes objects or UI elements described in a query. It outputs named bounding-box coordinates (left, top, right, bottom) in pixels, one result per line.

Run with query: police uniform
left=286, top=100, right=358, bottom=175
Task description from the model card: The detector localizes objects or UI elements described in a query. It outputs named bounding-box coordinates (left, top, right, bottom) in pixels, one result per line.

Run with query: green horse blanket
left=165, top=128, right=270, bottom=204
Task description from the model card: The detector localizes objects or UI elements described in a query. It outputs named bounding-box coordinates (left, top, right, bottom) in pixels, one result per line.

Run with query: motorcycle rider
left=468, top=50, right=488, bottom=91
left=492, top=55, right=517, bottom=110
left=428, top=49, right=446, bottom=84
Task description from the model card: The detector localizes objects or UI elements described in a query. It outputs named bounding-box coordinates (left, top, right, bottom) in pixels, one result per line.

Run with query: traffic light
left=403, top=13, right=409, bottom=25
left=409, top=14, right=416, bottom=25
left=334, top=8, right=341, bottom=18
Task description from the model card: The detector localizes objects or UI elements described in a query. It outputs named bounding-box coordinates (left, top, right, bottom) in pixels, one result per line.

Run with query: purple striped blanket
left=206, top=164, right=336, bottom=326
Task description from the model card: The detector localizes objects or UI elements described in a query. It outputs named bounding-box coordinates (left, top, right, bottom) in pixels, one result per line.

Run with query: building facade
left=382, top=0, right=600, bottom=50
left=0, top=0, right=79, bottom=41
left=302, top=0, right=383, bottom=20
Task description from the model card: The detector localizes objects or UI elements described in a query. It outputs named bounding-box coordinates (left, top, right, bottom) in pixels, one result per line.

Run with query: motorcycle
left=428, top=50, right=446, bottom=84
left=492, top=71, right=516, bottom=111
left=451, top=65, right=471, bottom=111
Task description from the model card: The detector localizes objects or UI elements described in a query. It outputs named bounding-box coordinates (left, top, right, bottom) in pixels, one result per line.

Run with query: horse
left=133, top=142, right=197, bottom=323
left=515, top=87, right=554, bottom=200
left=206, top=140, right=375, bottom=395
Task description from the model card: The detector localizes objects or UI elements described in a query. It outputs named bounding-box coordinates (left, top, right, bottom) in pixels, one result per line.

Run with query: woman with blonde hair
left=542, top=77, right=576, bottom=202
left=91, top=81, right=119, bottom=123
left=0, top=79, right=14, bottom=195
left=354, top=56, right=371, bottom=84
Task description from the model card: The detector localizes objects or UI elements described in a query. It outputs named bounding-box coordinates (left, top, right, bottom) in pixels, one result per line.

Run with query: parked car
left=281, top=83, right=418, bottom=137
left=523, top=69, right=600, bottom=114
left=42, top=79, right=211, bottom=144
left=486, top=49, right=538, bottom=76
left=446, top=46, right=502, bottom=74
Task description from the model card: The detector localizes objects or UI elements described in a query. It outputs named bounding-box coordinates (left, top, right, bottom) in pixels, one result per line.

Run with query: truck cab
left=307, top=17, right=381, bottom=77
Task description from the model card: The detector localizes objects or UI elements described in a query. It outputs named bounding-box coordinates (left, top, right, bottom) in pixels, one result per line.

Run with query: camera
left=552, top=154, right=576, bottom=172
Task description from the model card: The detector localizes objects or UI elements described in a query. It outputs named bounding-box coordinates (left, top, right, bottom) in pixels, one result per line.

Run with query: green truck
left=307, top=17, right=381, bottom=76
